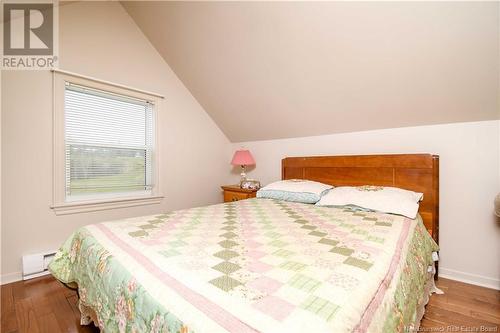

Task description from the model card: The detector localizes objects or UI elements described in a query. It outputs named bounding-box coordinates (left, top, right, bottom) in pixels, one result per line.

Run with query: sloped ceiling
left=123, top=1, right=499, bottom=142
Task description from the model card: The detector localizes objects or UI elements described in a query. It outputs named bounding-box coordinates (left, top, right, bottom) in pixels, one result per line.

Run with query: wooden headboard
left=282, top=154, right=439, bottom=245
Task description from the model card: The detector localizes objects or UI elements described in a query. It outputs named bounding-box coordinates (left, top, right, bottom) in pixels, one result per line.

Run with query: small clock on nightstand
left=221, top=185, right=258, bottom=203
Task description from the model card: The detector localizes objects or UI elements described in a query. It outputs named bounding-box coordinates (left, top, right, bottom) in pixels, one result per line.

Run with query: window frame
left=51, top=70, right=164, bottom=215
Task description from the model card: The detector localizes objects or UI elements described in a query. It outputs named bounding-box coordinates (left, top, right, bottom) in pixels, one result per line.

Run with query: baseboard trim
left=439, top=267, right=500, bottom=290
left=1, top=271, right=22, bottom=285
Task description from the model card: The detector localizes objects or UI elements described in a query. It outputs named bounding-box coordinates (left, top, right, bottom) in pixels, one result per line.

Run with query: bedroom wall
left=1, top=2, right=232, bottom=283
left=231, top=120, right=500, bottom=289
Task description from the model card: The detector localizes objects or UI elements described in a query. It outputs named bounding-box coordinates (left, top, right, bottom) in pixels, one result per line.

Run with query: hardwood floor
left=1, top=276, right=498, bottom=332
left=1, top=275, right=98, bottom=333
left=422, top=278, right=500, bottom=330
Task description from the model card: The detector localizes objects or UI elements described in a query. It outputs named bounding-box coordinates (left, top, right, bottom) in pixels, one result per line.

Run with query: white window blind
left=64, top=83, right=154, bottom=201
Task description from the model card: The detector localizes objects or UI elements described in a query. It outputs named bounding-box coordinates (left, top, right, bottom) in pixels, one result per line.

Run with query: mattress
left=49, top=198, right=439, bottom=333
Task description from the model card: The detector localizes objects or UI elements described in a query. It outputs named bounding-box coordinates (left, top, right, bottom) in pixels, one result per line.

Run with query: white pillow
left=316, top=185, right=423, bottom=219
left=257, top=179, right=333, bottom=203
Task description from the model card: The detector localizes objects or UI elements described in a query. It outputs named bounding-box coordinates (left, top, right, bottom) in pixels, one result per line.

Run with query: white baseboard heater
left=22, top=251, right=57, bottom=280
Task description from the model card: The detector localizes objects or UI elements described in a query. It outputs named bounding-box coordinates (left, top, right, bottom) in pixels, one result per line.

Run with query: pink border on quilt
left=95, top=224, right=260, bottom=333
left=353, top=218, right=412, bottom=333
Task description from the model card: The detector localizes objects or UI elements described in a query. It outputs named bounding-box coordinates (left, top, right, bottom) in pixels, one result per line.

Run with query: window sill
left=51, top=195, right=164, bottom=215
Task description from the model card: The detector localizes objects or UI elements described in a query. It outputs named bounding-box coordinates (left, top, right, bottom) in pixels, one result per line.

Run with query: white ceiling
left=123, top=1, right=499, bottom=142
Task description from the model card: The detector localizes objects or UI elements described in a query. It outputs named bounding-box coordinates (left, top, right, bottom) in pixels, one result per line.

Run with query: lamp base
left=239, top=165, right=247, bottom=187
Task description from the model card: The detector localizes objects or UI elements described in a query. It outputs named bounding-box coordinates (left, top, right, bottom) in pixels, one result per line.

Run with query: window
left=52, top=71, right=163, bottom=214
left=65, top=84, right=154, bottom=200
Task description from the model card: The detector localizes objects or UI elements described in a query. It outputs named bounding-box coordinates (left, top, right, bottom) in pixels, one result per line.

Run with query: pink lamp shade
left=231, top=150, right=255, bottom=166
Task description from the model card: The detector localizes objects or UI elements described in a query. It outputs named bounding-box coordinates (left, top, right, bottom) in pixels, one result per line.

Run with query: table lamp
left=231, top=149, right=255, bottom=185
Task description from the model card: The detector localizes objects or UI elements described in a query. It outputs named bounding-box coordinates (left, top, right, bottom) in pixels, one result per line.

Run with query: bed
left=49, top=154, right=440, bottom=333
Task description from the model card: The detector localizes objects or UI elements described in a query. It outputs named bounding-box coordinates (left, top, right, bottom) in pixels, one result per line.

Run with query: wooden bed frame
left=282, top=153, right=439, bottom=250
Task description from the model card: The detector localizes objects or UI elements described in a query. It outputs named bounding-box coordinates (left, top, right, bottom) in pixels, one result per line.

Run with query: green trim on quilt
left=381, top=219, right=439, bottom=332
left=49, top=228, right=191, bottom=333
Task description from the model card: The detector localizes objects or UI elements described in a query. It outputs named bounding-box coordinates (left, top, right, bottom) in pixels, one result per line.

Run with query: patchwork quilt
left=49, top=198, right=438, bottom=333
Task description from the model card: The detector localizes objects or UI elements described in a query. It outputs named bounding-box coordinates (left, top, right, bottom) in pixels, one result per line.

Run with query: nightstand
left=221, top=185, right=258, bottom=203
